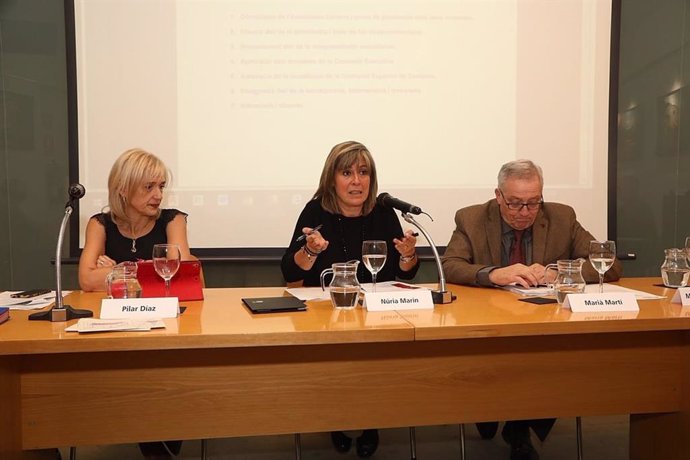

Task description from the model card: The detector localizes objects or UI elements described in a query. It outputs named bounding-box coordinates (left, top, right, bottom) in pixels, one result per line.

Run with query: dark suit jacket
left=441, top=199, right=622, bottom=286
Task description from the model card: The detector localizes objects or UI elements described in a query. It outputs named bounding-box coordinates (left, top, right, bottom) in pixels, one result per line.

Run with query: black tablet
left=242, top=296, right=307, bottom=314
left=518, top=297, right=558, bottom=305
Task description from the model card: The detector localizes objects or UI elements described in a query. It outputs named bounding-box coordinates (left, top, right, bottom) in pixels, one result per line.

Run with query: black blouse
left=281, top=199, right=419, bottom=287
left=93, top=209, right=187, bottom=263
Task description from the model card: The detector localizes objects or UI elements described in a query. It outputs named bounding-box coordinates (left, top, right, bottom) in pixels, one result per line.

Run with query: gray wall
left=0, top=0, right=683, bottom=290
left=616, top=0, right=690, bottom=276
left=0, top=0, right=70, bottom=291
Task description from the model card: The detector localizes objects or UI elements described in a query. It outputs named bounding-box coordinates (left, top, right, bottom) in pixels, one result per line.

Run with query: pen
left=296, top=224, right=323, bottom=242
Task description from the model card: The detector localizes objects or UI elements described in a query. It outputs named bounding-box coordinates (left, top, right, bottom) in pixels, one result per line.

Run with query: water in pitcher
left=660, top=248, right=690, bottom=288
left=556, top=286, right=584, bottom=304
left=106, top=261, right=142, bottom=299
left=662, top=268, right=690, bottom=288
left=108, top=278, right=142, bottom=299
left=330, top=286, right=360, bottom=309
left=545, top=259, right=586, bottom=305
left=320, top=261, right=361, bottom=309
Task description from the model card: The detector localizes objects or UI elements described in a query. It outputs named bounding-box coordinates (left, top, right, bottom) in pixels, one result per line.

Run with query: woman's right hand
left=303, top=226, right=329, bottom=253
left=96, top=254, right=117, bottom=269
left=294, top=226, right=329, bottom=270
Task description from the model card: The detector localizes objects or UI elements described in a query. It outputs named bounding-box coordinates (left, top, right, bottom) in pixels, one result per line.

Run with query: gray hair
left=497, top=159, right=544, bottom=189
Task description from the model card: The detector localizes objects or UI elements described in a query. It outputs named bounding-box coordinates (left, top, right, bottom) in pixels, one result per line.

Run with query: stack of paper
left=65, top=318, right=166, bottom=333
left=0, top=291, right=72, bottom=310
left=502, top=283, right=665, bottom=300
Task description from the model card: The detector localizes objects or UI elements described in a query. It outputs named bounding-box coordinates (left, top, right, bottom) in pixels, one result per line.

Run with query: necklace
left=129, top=222, right=149, bottom=253
left=116, top=218, right=151, bottom=254
left=130, top=225, right=138, bottom=253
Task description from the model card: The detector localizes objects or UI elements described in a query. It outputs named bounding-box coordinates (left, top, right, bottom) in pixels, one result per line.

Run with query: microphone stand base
left=29, top=305, right=94, bottom=322
left=432, top=290, right=456, bottom=304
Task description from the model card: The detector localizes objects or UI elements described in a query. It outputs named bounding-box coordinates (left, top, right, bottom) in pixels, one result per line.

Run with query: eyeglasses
left=498, top=189, right=543, bottom=211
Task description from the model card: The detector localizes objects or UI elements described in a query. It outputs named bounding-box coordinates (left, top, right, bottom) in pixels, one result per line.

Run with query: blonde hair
left=107, top=148, right=169, bottom=225
left=313, top=141, right=378, bottom=215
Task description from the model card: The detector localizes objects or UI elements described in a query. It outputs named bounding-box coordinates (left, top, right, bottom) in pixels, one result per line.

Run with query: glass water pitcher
left=106, top=261, right=143, bottom=299
left=320, top=261, right=361, bottom=309
left=545, top=259, right=586, bottom=304
left=660, top=248, right=690, bottom=288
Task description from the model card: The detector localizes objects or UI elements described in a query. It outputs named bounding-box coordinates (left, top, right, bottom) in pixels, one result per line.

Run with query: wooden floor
left=59, top=415, right=628, bottom=459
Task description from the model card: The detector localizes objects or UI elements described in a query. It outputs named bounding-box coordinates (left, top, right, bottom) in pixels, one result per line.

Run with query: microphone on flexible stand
left=376, top=193, right=456, bottom=304
left=68, top=183, right=86, bottom=201
left=376, top=192, right=423, bottom=215
left=29, top=184, right=94, bottom=321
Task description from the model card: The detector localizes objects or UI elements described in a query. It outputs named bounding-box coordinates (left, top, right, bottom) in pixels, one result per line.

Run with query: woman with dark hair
left=281, top=141, right=420, bottom=458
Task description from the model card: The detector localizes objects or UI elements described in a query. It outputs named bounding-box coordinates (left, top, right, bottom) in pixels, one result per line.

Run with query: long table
left=1, top=279, right=689, bottom=459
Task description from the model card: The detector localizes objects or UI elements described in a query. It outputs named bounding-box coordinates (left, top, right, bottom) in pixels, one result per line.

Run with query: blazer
left=441, top=199, right=622, bottom=286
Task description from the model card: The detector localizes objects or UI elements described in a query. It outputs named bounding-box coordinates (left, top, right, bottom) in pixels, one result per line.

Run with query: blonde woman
left=79, top=148, right=193, bottom=293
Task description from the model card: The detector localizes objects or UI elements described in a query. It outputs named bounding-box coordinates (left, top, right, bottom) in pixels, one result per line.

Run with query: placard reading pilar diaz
left=100, top=297, right=179, bottom=319
left=671, top=287, right=690, bottom=306
left=364, top=290, right=434, bottom=311
left=563, top=292, right=639, bottom=312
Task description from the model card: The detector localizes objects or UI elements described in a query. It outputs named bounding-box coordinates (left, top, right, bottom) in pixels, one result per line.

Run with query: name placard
left=563, top=293, right=639, bottom=313
left=364, top=290, right=434, bottom=311
left=671, top=287, right=690, bottom=306
left=100, top=297, right=179, bottom=319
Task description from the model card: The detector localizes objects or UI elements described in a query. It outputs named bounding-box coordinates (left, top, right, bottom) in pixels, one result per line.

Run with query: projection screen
left=72, top=0, right=614, bottom=255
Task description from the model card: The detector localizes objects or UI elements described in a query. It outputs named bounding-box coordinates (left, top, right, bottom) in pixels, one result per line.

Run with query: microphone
left=398, top=213, right=456, bottom=305
left=30, top=184, right=93, bottom=321
left=377, top=192, right=455, bottom=304
left=377, top=192, right=423, bottom=215
left=69, top=183, right=86, bottom=200
left=65, top=183, right=86, bottom=209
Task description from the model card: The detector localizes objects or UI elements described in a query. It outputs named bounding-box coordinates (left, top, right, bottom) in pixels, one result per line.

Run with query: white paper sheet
left=287, top=281, right=429, bottom=301
left=583, top=283, right=665, bottom=300
left=65, top=318, right=166, bottom=333
left=285, top=287, right=331, bottom=301
left=360, top=281, right=431, bottom=293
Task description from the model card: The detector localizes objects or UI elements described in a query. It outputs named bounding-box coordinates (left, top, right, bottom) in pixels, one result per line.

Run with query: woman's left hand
left=393, top=230, right=417, bottom=258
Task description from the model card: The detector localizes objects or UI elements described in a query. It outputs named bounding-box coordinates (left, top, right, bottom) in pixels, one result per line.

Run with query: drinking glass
left=362, top=240, right=387, bottom=292
left=152, top=244, right=181, bottom=296
left=685, top=236, right=690, bottom=260
left=588, top=240, right=616, bottom=293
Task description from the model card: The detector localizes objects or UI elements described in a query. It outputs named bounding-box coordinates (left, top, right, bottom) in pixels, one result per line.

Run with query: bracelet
left=302, top=245, right=320, bottom=261
left=400, top=253, right=417, bottom=263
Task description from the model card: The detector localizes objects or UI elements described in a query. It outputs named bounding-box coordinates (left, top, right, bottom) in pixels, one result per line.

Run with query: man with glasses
left=441, top=159, right=621, bottom=460
left=443, top=159, right=621, bottom=288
